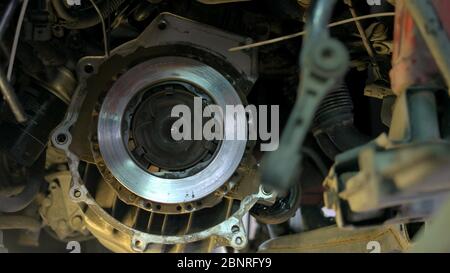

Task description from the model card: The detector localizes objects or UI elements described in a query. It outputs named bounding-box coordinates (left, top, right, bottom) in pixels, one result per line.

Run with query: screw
left=158, top=20, right=167, bottom=30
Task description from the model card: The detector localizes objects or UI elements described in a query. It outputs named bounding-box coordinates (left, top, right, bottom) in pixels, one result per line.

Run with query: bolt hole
left=84, top=64, right=94, bottom=74
left=158, top=20, right=167, bottom=30
left=262, top=186, right=273, bottom=196
left=135, top=240, right=142, bottom=248
left=235, top=237, right=243, bottom=245
left=176, top=205, right=182, bottom=211
left=73, top=189, right=81, bottom=198
left=321, top=47, right=335, bottom=59
left=56, top=133, right=68, bottom=145
left=231, top=225, right=240, bottom=234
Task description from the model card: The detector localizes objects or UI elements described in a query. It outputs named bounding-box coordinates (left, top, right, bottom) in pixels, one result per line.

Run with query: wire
left=89, top=0, right=110, bottom=57
left=7, top=0, right=29, bottom=81
left=229, top=12, right=395, bottom=52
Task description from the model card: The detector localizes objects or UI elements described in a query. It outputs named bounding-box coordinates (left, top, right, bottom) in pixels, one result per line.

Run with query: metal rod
left=0, top=0, right=19, bottom=39
left=260, top=0, right=343, bottom=191
left=0, top=0, right=27, bottom=123
left=307, top=0, right=337, bottom=42
left=228, top=12, right=395, bottom=52
left=6, top=0, right=29, bottom=81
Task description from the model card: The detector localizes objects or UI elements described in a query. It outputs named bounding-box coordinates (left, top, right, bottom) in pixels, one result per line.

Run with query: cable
left=6, top=0, right=29, bottom=81
left=229, top=12, right=395, bottom=52
left=88, top=0, right=110, bottom=57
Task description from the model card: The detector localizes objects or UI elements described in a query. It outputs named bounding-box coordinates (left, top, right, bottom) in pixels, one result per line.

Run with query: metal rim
left=98, top=57, right=246, bottom=204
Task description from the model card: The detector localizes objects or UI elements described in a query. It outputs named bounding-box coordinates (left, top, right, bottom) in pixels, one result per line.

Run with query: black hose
left=50, top=0, right=126, bottom=29
left=313, top=83, right=371, bottom=160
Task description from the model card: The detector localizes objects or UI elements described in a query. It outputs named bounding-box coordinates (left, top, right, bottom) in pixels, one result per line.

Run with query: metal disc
left=97, top=57, right=246, bottom=204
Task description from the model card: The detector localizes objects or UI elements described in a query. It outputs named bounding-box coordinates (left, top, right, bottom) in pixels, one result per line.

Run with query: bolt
left=71, top=215, right=83, bottom=229
left=158, top=20, right=167, bottom=30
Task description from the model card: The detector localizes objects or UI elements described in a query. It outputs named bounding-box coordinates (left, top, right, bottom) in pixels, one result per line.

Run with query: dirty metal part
left=51, top=13, right=261, bottom=251
left=324, top=65, right=446, bottom=228
left=339, top=143, right=450, bottom=212
left=390, top=0, right=450, bottom=95
left=129, top=186, right=276, bottom=252
left=259, top=224, right=410, bottom=253
left=366, top=22, right=393, bottom=56
left=411, top=195, right=450, bottom=252
left=64, top=12, right=257, bottom=163
left=389, top=89, right=440, bottom=143
left=368, top=23, right=392, bottom=53
left=261, top=0, right=349, bottom=191
left=67, top=177, right=273, bottom=252
left=364, top=83, right=393, bottom=99
left=45, top=145, right=68, bottom=168
left=84, top=177, right=241, bottom=252
left=323, top=135, right=450, bottom=228
left=26, top=66, right=77, bottom=105
left=345, top=0, right=391, bottom=99
left=52, top=12, right=257, bottom=214
left=251, top=182, right=301, bottom=225
left=404, top=0, right=450, bottom=94
left=39, top=172, right=89, bottom=240
left=90, top=147, right=259, bottom=216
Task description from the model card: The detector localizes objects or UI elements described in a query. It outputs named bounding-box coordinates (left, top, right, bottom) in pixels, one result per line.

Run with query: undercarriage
left=1, top=0, right=450, bottom=253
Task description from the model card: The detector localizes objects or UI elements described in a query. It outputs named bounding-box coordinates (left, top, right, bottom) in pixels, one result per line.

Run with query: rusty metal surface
left=390, top=0, right=450, bottom=94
